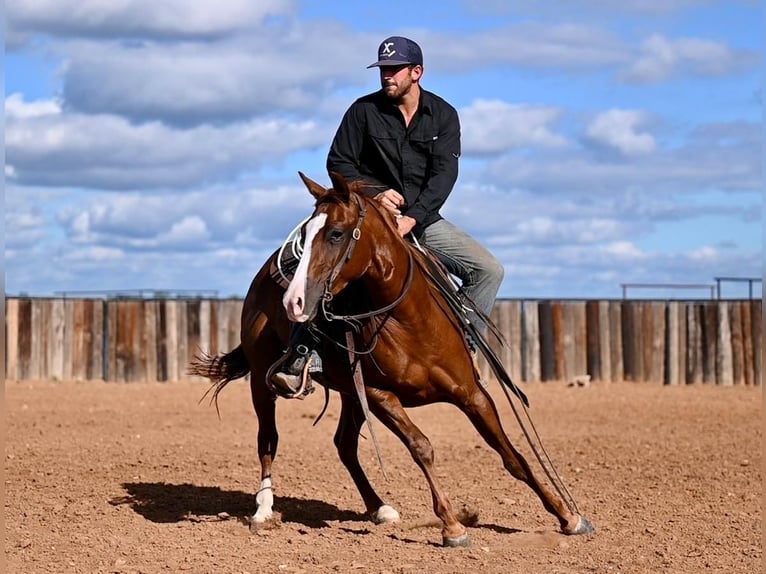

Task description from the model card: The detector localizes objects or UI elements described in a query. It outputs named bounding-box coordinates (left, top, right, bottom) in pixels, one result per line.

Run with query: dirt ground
left=4, top=377, right=762, bottom=574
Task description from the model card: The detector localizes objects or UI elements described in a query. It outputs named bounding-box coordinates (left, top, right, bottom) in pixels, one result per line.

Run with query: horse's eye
left=328, top=229, right=345, bottom=244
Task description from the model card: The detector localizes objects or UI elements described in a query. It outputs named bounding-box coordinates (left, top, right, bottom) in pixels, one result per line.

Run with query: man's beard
left=382, top=78, right=412, bottom=101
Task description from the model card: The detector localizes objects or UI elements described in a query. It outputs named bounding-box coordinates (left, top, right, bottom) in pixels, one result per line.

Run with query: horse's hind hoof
left=566, top=515, right=595, bottom=535
left=443, top=533, right=471, bottom=548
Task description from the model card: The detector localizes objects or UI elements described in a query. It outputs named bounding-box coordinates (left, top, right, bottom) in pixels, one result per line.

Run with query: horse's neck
left=363, top=235, right=422, bottom=317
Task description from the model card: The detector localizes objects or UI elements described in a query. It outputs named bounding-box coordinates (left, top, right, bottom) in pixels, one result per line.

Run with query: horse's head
left=282, top=171, right=378, bottom=322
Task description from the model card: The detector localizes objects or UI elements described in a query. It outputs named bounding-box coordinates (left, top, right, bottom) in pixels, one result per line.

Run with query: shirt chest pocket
left=408, top=134, right=437, bottom=157
left=369, top=133, right=401, bottom=160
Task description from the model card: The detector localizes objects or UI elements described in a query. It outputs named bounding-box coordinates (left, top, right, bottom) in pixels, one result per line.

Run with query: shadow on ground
left=115, top=481, right=365, bottom=527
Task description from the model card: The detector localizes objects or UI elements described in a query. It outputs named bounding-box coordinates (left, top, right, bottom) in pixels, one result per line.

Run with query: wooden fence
left=4, top=297, right=761, bottom=385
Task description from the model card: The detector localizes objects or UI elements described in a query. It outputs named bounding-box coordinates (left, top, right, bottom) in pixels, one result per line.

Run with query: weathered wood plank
left=163, top=301, right=177, bottom=381
left=751, top=300, right=762, bottom=386
left=686, top=304, right=702, bottom=384
left=715, top=301, right=733, bottom=386
left=597, top=300, right=611, bottom=383
left=677, top=302, right=688, bottom=385
left=570, top=301, right=588, bottom=381
left=30, top=300, right=45, bottom=380
left=92, top=301, right=106, bottom=381
left=156, top=301, right=169, bottom=382
left=702, top=303, right=718, bottom=383
left=665, top=302, right=680, bottom=385
left=185, top=300, right=201, bottom=381
left=142, top=300, right=159, bottom=382
left=521, top=300, right=540, bottom=382
left=608, top=301, right=623, bottom=382
left=71, top=300, right=87, bottom=381
left=6, top=298, right=19, bottom=380
left=551, top=301, right=564, bottom=381
left=586, top=300, right=601, bottom=382
left=506, top=300, right=522, bottom=384
left=621, top=302, right=638, bottom=381
left=486, top=300, right=523, bottom=384
left=740, top=302, right=754, bottom=386
left=50, top=299, right=66, bottom=381
left=199, top=300, right=211, bottom=365
left=729, top=303, right=744, bottom=385
left=646, top=302, right=665, bottom=383
left=537, top=301, right=554, bottom=381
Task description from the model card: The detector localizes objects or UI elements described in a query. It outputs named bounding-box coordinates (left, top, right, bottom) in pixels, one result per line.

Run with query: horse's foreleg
left=250, top=375, right=279, bottom=525
left=367, top=389, right=469, bottom=547
left=334, top=394, right=400, bottom=524
left=458, top=387, right=594, bottom=535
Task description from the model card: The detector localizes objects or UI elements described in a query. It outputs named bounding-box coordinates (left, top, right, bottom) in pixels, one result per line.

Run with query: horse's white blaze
left=252, top=477, right=274, bottom=523
left=283, top=213, right=327, bottom=322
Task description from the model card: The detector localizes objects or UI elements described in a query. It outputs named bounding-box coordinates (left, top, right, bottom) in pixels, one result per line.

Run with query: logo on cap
left=380, top=42, right=397, bottom=59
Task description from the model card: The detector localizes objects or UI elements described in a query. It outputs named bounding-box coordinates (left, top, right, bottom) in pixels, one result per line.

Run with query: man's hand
left=374, top=189, right=405, bottom=215
left=396, top=215, right=417, bottom=237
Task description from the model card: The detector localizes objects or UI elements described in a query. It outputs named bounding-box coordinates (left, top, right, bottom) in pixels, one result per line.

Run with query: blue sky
left=5, top=0, right=762, bottom=299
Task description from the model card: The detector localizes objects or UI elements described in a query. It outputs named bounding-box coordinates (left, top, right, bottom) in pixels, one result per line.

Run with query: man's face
left=379, top=64, right=421, bottom=100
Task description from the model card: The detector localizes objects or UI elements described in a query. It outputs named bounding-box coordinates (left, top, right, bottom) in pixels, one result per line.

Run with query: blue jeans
left=419, top=218, right=504, bottom=334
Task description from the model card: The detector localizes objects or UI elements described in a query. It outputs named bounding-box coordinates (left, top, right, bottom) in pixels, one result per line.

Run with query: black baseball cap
left=367, top=36, right=423, bottom=68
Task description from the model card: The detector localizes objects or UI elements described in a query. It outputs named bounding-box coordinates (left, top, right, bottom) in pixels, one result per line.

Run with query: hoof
left=371, top=504, right=400, bottom=524
left=565, top=515, right=595, bottom=535
left=443, top=532, right=471, bottom=548
left=249, top=510, right=281, bottom=533
left=249, top=516, right=281, bottom=533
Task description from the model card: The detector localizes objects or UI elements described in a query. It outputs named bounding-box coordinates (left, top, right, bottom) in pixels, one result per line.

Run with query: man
left=271, top=36, right=504, bottom=394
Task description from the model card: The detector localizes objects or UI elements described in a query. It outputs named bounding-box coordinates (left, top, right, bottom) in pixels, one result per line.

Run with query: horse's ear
left=298, top=171, right=329, bottom=200
left=328, top=171, right=351, bottom=201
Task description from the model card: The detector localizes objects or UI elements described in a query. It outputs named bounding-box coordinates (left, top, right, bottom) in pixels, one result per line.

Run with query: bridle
left=318, top=193, right=415, bottom=324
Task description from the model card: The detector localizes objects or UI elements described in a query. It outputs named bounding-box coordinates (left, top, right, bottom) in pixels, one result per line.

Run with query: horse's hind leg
left=457, top=387, right=593, bottom=535
left=366, top=389, right=470, bottom=547
left=334, top=394, right=400, bottom=524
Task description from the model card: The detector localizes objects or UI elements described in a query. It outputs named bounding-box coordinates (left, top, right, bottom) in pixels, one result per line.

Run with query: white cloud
left=462, top=0, right=722, bottom=16
left=689, top=246, right=719, bottom=260
left=61, top=246, right=125, bottom=262
left=623, top=34, right=755, bottom=83
left=460, top=100, right=567, bottom=155
left=160, top=216, right=210, bottom=245
left=585, top=109, right=656, bottom=155
left=483, top=119, right=760, bottom=195
left=57, top=27, right=367, bottom=124
left=7, top=0, right=294, bottom=41
left=422, top=24, right=627, bottom=72
left=603, top=241, right=647, bottom=259
left=5, top=93, right=61, bottom=117
left=6, top=94, right=332, bottom=190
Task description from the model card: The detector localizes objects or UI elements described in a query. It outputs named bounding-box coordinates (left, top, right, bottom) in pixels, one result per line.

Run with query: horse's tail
left=189, top=345, right=250, bottom=414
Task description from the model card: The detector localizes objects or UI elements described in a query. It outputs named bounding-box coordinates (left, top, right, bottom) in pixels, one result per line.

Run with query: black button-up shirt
left=326, top=88, right=461, bottom=231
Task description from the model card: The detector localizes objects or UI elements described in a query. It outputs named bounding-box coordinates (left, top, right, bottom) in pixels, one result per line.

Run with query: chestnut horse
left=191, top=171, right=594, bottom=547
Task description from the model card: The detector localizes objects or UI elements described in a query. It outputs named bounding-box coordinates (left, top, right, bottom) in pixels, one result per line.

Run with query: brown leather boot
left=267, top=346, right=320, bottom=398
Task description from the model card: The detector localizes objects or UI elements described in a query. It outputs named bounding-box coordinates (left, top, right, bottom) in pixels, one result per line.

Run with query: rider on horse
left=271, top=36, right=504, bottom=395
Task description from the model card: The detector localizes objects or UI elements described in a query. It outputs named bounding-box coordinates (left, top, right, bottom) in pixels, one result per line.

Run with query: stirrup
left=266, top=352, right=316, bottom=399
